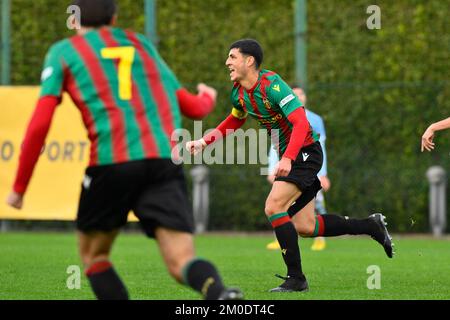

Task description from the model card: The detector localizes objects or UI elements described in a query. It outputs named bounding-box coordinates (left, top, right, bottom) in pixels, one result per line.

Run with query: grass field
left=0, top=232, right=449, bottom=300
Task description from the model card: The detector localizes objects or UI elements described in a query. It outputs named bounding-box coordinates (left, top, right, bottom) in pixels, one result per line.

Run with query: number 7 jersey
left=40, top=27, right=182, bottom=166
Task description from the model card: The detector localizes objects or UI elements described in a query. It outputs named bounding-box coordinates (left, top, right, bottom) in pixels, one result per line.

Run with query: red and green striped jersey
left=230, top=69, right=319, bottom=157
left=39, top=27, right=182, bottom=166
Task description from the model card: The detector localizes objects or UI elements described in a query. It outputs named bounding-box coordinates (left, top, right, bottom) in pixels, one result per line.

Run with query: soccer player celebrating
left=187, top=39, right=394, bottom=292
left=421, top=117, right=450, bottom=152
left=266, top=87, right=330, bottom=252
left=6, top=0, right=242, bottom=300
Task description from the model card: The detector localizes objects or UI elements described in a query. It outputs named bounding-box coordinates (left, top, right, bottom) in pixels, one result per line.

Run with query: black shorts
left=76, top=159, right=194, bottom=238
left=275, top=141, right=323, bottom=216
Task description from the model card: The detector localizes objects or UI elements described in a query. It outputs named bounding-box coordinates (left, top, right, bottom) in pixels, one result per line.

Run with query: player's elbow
left=177, top=89, right=215, bottom=120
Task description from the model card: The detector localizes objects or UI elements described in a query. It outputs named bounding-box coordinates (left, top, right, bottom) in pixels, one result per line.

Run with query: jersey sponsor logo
left=302, top=152, right=310, bottom=161
left=272, top=84, right=280, bottom=92
left=263, top=98, right=272, bottom=110
left=258, top=113, right=283, bottom=125
left=280, top=94, right=295, bottom=108
left=41, top=67, right=54, bottom=82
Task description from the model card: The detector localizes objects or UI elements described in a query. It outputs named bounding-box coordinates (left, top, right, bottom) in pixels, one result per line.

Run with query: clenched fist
left=6, top=191, right=24, bottom=210
left=186, top=139, right=207, bottom=155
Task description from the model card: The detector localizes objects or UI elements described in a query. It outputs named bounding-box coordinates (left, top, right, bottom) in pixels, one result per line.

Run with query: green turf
left=0, top=232, right=449, bottom=300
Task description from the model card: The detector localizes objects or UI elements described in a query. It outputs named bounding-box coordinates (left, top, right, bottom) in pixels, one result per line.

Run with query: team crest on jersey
left=239, top=98, right=245, bottom=107
left=263, top=98, right=272, bottom=110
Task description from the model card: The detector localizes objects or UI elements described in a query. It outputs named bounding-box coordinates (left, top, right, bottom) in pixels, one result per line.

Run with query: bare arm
left=421, top=117, right=450, bottom=152
left=186, top=108, right=247, bottom=155
left=429, top=117, right=450, bottom=132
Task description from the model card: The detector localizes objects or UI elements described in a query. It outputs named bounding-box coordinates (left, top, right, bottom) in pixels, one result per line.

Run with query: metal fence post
left=294, top=0, right=307, bottom=89
left=145, top=0, right=159, bottom=46
left=1, top=220, right=11, bottom=232
left=190, top=165, right=210, bottom=234
left=1, top=0, right=11, bottom=85
left=426, top=166, right=447, bottom=236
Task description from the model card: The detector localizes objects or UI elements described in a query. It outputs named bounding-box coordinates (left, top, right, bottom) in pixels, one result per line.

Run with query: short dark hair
left=230, top=39, right=263, bottom=69
left=72, top=0, right=117, bottom=27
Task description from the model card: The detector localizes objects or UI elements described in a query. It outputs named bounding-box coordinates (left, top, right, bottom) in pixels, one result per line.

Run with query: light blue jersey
left=268, top=108, right=327, bottom=177
left=305, top=109, right=327, bottom=177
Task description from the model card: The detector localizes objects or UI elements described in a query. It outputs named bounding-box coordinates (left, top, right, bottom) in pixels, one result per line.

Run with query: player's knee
left=79, top=248, right=90, bottom=266
left=82, top=249, right=110, bottom=267
left=265, top=197, right=289, bottom=217
left=80, top=249, right=95, bottom=267
left=264, top=204, right=279, bottom=218
left=82, top=253, right=110, bottom=270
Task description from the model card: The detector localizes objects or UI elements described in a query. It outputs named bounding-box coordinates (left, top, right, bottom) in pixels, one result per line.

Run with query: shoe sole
left=371, top=213, right=395, bottom=258
left=269, top=287, right=309, bottom=293
left=219, top=288, right=244, bottom=300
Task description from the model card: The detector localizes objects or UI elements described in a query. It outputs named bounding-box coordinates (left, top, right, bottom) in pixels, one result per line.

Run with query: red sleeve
left=176, top=88, right=215, bottom=120
left=203, top=114, right=247, bottom=145
left=282, top=108, right=310, bottom=161
left=13, top=96, right=60, bottom=194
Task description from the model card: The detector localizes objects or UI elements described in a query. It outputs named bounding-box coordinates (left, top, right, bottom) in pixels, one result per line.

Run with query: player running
left=266, top=86, right=331, bottom=252
left=6, top=0, right=242, bottom=300
left=187, top=39, right=394, bottom=293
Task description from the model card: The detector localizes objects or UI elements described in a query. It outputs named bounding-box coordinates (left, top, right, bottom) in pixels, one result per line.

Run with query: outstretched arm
left=6, top=96, right=60, bottom=209
left=186, top=107, right=247, bottom=155
left=421, top=117, right=450, bottom=152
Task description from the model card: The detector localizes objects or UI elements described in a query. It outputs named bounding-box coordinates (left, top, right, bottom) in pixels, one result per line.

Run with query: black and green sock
left=85, top=260, right=129, bottom=300
left=182, top=258, right=225, bottom=300
left=268, top=212, right=303, bottom=278
left=312, top=214, right=376, bottom=237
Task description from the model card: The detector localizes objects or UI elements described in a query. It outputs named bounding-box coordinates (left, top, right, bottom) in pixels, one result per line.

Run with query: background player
left=266, top=86, right=330, bottom=251
left=6, top=0, right=242, bottom=300
left=187, top=39, right=394, bottom=293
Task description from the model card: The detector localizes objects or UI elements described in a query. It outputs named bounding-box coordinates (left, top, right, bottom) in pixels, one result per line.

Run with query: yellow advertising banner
left=0, top=87, right=137, bottom=221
